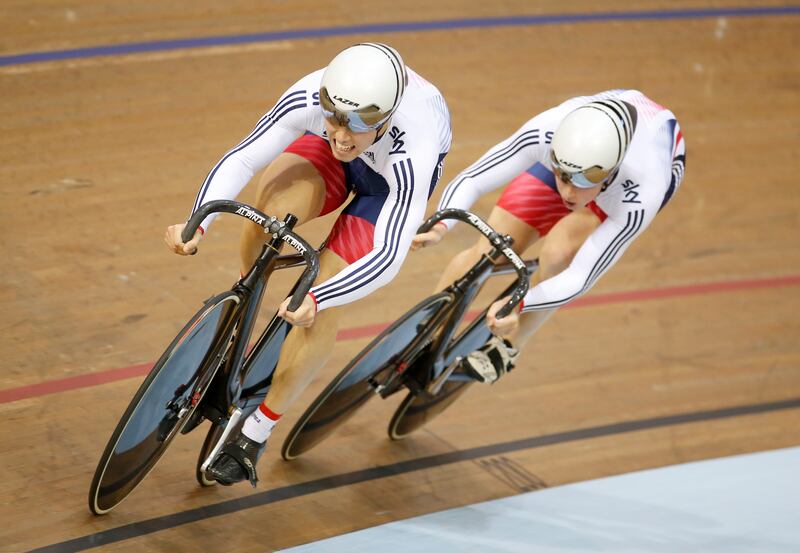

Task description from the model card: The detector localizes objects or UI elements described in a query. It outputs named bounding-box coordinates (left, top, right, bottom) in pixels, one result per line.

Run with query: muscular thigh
left=315, top=248, right=349, bottom=284
left=540, top=206, right=603, bottom=261
left=240, top=136, right=349, bottom=271
left=253, top=152, right=328, bottom=226
left=484, top=206, right=542, bottom=255
left=530, top=206, right=603, bottom=284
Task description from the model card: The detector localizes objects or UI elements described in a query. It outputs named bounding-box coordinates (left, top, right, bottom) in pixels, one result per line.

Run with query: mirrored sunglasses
left=550, top=150, right=611, bottom=189
left=319, top=87, right=391, bottom=133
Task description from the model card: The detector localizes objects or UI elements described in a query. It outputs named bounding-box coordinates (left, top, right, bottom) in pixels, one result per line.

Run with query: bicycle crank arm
left=200, top=407, right=243, bottom=472
left=426, top=357, right=461, bottom=396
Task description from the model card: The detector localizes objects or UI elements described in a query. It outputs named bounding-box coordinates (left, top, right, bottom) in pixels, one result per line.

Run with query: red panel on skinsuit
left=327, top=214, right=376, bottom=264
left=284, top=134, right=348, bottom=216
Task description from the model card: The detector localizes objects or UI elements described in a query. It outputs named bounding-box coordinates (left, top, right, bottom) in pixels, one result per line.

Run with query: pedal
left=426, top=357, right=461, bottom=396
left=200, top=408, right=243, bottom=473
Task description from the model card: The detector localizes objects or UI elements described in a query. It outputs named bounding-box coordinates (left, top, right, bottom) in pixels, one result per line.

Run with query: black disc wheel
left=387, top=381, right=472, bottom=440
left=88, top=293, right=240, bottom=514
left=281, top=293, right=451, bottom=460
left=387, top=314, right=493, bottom=440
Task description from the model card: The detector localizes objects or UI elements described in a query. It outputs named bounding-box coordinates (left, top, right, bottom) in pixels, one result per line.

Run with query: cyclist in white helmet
left=164, top=43, right=451, bottom=486
left=413, top=90, right=685, bottom=383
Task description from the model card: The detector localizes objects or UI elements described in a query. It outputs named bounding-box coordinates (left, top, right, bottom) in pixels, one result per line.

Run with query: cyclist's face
left=553, top=169, right=602, bottom=211
left=323, top=117, right=380, bottom=162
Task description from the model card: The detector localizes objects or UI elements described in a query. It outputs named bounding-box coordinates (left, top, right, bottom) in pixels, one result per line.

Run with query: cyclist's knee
left=441, top=243, right=480, bottom=279
left=538, top=237, right=578, bottom=278
left=253, top=182, right=307, bottom=222
left=460, top=240, right=489, bottom=264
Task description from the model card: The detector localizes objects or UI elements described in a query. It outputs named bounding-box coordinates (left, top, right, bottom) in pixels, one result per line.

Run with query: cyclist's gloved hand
left=486, top=295, right=520, bottom=336
left=410, top=222, right=448, bottom=251
left=278, top=293, right=317, bottom=328
left=164, top=223, right=203, bottom=256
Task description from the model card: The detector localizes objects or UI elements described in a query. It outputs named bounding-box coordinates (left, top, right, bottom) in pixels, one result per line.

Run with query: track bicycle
left=281, top=208, right=536, bottom=459
left=88, top=200, right=320, bottom=515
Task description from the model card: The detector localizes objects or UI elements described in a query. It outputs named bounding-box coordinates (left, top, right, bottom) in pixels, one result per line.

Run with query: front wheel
left=88, top=293, right=240, bottom=514
left=281, top=293, right=451, bottom=460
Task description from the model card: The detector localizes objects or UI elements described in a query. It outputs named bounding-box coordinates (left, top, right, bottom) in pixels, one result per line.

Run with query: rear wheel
left=88, top=293, right=240, bottom=514
left=388, top=380, right=472, bottom=440
left=387, top=312, right=493, bottom=440
left=281, top=293, right=451, bottom=460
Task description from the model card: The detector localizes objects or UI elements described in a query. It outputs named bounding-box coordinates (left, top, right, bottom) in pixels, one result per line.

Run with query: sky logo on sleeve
left=389, top=127, right=407, bottom=155
left=621, top=179, right=642, bottom=204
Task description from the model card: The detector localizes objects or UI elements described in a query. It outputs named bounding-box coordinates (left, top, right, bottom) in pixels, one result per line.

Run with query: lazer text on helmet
left=333, top=95, right=359, bottom=107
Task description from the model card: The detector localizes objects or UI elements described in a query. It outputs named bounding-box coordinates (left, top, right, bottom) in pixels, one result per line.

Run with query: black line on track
left=31, top=397, right=800, bottom=552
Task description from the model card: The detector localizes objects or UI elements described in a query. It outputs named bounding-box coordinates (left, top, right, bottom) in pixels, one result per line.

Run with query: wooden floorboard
left=1, top=2, right=798, bottom=551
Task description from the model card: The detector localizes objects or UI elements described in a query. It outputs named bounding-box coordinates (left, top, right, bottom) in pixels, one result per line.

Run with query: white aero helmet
left=319, top=42, right=408, bottom=132
left=550, top=98, right=638, bottom=188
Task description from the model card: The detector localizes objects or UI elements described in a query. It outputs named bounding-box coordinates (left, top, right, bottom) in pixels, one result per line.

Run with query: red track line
left=2, top=274, right=798, bottom=405
left=0, top=363, right=155, bottom=405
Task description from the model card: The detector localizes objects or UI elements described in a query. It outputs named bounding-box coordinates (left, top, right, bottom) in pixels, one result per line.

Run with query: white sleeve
left=190, top=87, right=312, bottom=231
left=520, top=207, right=655, bottom=312
left=310, top=152, right=435, bottom=311
left=436, top=116, right=553, bottom=228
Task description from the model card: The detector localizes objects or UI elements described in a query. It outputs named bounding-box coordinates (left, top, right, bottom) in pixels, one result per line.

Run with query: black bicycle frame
left=373, top=209, right=533, bottom=397
left=179, top=200, right=320, bottom=427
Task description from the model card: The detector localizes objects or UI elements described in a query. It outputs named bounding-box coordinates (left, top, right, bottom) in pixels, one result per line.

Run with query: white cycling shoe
left=462, top=335, right=519, bottom=383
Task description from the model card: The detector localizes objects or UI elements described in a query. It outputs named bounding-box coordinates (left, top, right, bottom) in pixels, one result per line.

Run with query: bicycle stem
left=240, top=214, right=298, bottom=292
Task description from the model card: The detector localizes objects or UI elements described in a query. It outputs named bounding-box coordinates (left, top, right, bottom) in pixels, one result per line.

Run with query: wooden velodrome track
left=1, top=1, right=799, bottom=551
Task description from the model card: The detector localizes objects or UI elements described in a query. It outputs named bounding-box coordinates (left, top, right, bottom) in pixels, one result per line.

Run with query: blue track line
left=1, top=6, right=798, bottom=67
